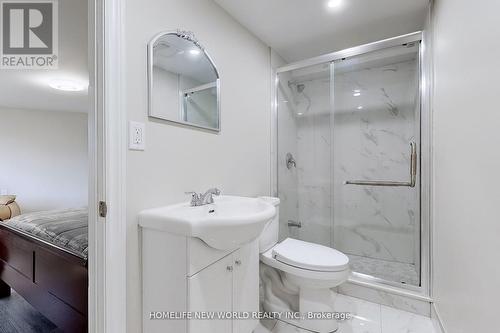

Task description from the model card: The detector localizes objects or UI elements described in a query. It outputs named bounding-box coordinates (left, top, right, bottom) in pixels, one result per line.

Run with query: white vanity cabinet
left=141, top=228, right=259, bottom=333
left=187, top=253, right=233, bottom=333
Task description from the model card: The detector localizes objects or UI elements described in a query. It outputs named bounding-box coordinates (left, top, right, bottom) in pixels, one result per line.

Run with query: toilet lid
left=272, top=238, right=349, bottom=272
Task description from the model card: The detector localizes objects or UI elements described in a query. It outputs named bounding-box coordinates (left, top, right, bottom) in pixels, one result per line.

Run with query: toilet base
left=260, top=264, right=342, bottom=333
left=268, top=287, right=338, bottom=333
left=294, top=287, right=338, bottom=333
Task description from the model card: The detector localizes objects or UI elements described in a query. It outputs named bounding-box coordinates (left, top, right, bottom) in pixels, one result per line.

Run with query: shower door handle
left=344, top=142, right=417, bottom=188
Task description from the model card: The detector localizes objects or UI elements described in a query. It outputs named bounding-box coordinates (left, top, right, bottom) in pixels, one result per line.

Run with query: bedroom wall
left=124, top=0, right=271, bottom=332
left=0, top=108, right=88, bottom=213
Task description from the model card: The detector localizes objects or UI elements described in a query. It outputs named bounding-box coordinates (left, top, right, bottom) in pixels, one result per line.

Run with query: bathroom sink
left=138, top=195, right=276, bottom=250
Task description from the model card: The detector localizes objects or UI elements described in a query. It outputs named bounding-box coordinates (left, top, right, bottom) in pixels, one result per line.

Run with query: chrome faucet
left=200, top=188, right=221, bottom=205
left=186, top=188, right=221, bottom=206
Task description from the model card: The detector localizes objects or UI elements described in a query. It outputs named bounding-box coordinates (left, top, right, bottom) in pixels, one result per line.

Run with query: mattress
left=1, top=208, right=88, bottom=260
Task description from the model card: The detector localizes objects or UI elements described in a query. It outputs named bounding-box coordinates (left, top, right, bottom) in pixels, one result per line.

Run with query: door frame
left=88, top=0, right=127, bottom=332
left=271, top=31, right=432, bottom=301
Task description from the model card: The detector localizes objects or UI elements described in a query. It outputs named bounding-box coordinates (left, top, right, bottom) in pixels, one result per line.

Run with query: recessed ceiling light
left=48, top=79, right=87, bottom=92
left=357, top=106, right=363, bottom=110
left=297, top=112, right=303, bottom=116
left=353, top=92, right=361, bottom=97
left=327, top=0, right=342, bottom=8
left=189, top=49, right=201, bottom=55
left=353, top=89, right=361, bottom=93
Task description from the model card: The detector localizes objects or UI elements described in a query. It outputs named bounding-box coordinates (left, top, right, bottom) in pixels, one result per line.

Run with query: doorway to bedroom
left=0, top=0, right=90, bottom=331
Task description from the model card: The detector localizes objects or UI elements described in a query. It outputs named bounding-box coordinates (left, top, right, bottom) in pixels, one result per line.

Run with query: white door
left=188, top=254, right=233, bottom=333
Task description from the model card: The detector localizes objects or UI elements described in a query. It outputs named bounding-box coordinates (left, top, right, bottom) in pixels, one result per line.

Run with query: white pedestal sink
left=139, top=195, right=276, bottom=333
left=140, top=195, right=275, bottom=250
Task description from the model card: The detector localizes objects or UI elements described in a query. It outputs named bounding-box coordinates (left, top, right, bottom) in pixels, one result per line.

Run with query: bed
left=0, top=208, right=88, bottom=332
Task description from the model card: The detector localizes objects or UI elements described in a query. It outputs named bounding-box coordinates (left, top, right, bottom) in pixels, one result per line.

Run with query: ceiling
left=214, top=0, right=429, bottom=62
left=0, top=0, right=88, bottom=113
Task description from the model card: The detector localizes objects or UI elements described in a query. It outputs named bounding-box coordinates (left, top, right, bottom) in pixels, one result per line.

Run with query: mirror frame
left=147, top=30, right=221, bottom=132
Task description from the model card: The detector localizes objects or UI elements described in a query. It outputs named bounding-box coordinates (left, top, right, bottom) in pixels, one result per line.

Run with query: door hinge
left=99, top=201, right=107, bottom=218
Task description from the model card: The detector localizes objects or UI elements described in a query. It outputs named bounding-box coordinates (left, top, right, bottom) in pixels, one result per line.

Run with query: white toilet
left=258, top=197, right=350, bottom=333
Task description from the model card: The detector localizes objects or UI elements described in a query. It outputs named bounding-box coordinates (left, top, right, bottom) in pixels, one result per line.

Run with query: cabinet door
left=233, top=241, right=259, bottom=333
left=188, top=254, right=233, bottom=333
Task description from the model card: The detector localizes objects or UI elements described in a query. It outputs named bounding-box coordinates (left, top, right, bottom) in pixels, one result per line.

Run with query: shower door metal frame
left=271, top=31, right=432, bottom=301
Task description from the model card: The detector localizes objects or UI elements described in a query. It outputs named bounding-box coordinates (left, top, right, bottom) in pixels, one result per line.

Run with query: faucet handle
left=185, top=192, right=200, bottom=206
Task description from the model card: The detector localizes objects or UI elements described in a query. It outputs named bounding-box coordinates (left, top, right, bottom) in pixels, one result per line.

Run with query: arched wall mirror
left=148, top=30, right=220, bottom=131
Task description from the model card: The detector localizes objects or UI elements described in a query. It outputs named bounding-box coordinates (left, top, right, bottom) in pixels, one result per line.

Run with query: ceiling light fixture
left=357, top=106, right=363, bottom=110
left=353, top=92, right=361, bottom=97
left=48, top=79, right=87, bottom=92
left=189, top=49, right=201, bottom=55
left=327, top=0, right=342, bottom=8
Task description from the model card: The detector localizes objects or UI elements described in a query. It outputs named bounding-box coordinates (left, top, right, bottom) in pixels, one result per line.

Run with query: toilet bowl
left=258, top=197, right=350, bottom=333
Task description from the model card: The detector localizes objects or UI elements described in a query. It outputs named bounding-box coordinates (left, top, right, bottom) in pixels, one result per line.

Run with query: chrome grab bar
left=344, top=142, right=417, bottom=188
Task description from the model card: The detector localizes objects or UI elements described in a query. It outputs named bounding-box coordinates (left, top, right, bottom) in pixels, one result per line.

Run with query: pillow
left=0, top=195, right=16, bottom=205
left=0, top=205, right=10, bottom=221
left=0, top=196, right=20, bottom=221
left=8, top=202, right=20, bottom=218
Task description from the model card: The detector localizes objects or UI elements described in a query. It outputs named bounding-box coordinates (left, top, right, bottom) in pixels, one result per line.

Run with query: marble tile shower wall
left=332, top=59, right=419, bottom=266
left=294, top=77, right=333, bottom=246
left=277, top=71, right=299, bottom=242
left=277, top=70, right=333, bottom=245
left=277, top=57, right=419, bottom=273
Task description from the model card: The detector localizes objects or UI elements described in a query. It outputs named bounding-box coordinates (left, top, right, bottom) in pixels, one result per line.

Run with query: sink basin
left=138, top=195, right=276, bottom=250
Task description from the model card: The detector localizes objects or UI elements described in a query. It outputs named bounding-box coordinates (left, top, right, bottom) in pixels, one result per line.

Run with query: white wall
left=0, top=108, right=88, bottom=213
left=124, top=0, right=271, bottom=331
left=431, top=0, right=500, bottom=331
left=152, top=66, right=181, bottom=121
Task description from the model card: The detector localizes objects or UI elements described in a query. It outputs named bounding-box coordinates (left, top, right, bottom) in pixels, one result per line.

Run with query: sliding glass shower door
left=332, top=44, right=421, bottom=286
left=276, top=42, right=422, bottom=288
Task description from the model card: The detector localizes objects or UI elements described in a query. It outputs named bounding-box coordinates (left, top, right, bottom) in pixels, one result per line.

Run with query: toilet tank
left=258, top=196, right=280, bottom=253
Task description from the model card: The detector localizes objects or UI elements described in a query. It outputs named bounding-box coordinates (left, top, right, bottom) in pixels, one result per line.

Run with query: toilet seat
left=272, top=238, right=349, bottom=272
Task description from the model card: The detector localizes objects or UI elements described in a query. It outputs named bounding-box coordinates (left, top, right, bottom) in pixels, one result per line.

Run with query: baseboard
left=431, top=303, right=447, bottom=333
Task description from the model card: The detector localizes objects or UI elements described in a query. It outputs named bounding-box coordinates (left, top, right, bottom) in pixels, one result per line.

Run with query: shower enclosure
left=273, top=32, right=429, bottom=295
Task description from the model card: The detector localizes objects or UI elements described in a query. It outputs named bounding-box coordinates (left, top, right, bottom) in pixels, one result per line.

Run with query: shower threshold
left=347, top=254, right=419, bottom=286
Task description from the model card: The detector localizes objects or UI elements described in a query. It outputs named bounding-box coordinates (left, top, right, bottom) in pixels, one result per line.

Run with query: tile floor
left=254, top=294, right=436, bottom=333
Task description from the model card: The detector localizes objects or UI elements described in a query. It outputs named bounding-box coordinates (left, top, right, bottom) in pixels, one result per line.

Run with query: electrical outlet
left=129, top=121, right=145, bottom=150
